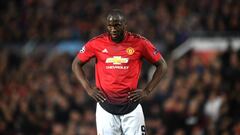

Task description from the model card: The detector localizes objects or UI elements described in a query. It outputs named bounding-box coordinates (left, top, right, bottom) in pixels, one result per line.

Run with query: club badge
left=126, top=47, right=135, bottom=55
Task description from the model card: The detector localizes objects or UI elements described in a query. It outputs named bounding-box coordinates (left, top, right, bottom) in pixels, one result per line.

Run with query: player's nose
left=111, top=27, right=117, bottom=32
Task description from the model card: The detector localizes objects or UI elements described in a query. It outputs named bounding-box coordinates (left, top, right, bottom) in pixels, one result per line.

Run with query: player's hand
left=128, top=89, right=149, bottom=102
left=86, top=88, right=106, bottom=103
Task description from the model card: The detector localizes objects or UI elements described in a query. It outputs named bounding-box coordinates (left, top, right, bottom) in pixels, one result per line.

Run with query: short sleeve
left=141, top=40, right=162, bottom=63
left=77, top=41, right=95, bottom=62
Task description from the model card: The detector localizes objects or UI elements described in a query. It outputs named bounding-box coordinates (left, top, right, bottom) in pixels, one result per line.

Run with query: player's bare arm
left=72, top=57, right=106, bottom=102
left=129, top=57, right=167, bottom=102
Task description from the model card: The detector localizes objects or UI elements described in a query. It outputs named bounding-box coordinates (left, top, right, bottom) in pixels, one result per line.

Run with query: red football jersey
left=77, top=32, right=162, bottom=104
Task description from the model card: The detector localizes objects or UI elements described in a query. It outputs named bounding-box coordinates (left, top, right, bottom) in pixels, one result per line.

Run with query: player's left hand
left=128, top=89, right=148, bottom=102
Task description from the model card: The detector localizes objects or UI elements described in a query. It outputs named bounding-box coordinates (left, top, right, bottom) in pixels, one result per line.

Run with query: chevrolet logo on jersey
left=106, top=56, right=129, bottom=65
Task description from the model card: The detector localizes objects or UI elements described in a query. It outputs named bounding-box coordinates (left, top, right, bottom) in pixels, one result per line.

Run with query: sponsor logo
left=106, top=66, right=129, bottom=69
left=106, top=56, right=128, bottom=65
left=102, top=48, right=108, bottom=53
left=126, top=47, right=135, bottom=55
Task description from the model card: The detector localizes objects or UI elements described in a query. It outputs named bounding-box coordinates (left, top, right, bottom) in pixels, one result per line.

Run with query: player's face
left=107, top=16, right=126, bottom=41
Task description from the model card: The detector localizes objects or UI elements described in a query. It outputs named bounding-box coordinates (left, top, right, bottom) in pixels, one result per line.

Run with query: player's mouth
left=111, top=33, right=119, bottom=38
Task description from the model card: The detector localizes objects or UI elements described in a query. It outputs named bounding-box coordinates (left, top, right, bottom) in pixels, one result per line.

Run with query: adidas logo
left=102, top=48, right=108, bottom=53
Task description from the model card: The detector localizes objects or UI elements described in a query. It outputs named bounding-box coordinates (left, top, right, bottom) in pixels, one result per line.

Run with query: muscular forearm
left=144, top=58, right=167, bottom=95
left=72, top=57, right=106, bottom=102
left=72, top=57, right=92, bottom=90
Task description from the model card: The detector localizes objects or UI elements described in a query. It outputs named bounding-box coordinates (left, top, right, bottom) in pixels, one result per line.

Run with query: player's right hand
left=86, top=88, right=106, bottom=103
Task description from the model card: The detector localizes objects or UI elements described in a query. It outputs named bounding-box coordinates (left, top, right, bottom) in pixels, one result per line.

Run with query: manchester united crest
left=126, top=47, right=135, bottom=55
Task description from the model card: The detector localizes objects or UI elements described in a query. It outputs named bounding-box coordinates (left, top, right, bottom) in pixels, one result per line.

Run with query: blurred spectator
left=0, top=0, right=239, bottom=52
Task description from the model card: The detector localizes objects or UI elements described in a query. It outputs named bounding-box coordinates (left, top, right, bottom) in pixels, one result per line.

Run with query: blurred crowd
left=0, top=47, right=240, bottom=135
left=0, top=0, right=239, bottom=51
left=1, top=0, right=240, bottom=135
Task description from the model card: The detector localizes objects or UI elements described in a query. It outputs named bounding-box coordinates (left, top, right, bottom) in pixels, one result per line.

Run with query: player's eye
left=114, top=24, right=121, bottom=27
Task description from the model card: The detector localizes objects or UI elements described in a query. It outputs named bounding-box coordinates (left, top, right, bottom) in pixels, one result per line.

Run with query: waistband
left=99, top=101, right=139, bottom=115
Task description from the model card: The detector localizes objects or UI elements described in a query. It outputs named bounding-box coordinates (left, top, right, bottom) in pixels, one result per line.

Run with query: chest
left=95, top=42, right=142, bottom=63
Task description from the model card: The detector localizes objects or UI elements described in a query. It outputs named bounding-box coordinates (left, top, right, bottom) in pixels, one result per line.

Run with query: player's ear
left=123, top=22, right=127, bottom=30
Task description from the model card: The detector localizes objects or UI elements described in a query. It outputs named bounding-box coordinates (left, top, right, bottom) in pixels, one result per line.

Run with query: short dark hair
left=107, top=9, right=126, bottom=23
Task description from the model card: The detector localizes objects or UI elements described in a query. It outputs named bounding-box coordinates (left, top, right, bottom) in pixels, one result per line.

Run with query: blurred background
left=0, top=0, right=240, bottom=135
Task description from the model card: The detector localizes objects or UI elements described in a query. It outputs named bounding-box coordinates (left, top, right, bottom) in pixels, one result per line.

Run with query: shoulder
left=84, top=33, right=108, bottom=49
left=127, top=32, right=154, bottom=48
left=127, top=32, right=148, bottom=42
